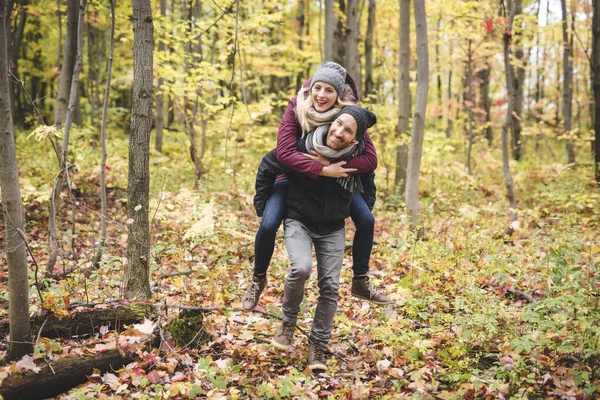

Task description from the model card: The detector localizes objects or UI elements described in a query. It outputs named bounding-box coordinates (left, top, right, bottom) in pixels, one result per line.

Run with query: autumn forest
left=0, top=0, right=599, bottom=398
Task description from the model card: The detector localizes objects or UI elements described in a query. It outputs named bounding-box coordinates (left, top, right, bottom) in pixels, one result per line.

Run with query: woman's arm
left=276, top=97, right=324, bottom=180
left=343, top=132, right=378, bottom=171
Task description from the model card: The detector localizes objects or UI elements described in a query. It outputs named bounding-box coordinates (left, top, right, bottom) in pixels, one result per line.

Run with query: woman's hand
left=303, top=151, right=330, bottom=166
left=320, top=161, right=357, bottom=178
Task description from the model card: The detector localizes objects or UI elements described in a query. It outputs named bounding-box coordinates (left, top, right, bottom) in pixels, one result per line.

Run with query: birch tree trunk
left=405, top=0, right=428, bottom=234
left=561, top=0, right=575, bottom=164
left=465, top=40, right=474, bottom=175
left=446, top=43, right=453, bottom=138
left=0, top=0, right=32, bottom=360
left=395, top=0, right=410, bottom=190
left=501, top=1, right=519, bottom=236
left=93, top=0, right=114, bottom=268
left=125, top=0, right=153, bottom=300
left=325, top=0, right=334, bottom=61
left=594, top=0, right=600, bottom=183
left=345, top=0, right=360, bottom=91
left=47, top=0, right=86, bottom=274
left=54, top=0, right=78, bottom=126
left=364, top=0, right=375, bottom=98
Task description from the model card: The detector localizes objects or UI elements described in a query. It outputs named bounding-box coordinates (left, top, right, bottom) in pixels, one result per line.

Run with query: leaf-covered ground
left=1, top=128, right=599, bottom=399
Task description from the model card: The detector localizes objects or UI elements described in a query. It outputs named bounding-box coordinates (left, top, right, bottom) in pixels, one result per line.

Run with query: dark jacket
left=254, top=149, right=376, bottom=223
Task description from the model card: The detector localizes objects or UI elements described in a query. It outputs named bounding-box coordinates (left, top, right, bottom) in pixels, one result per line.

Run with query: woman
left=243, top=62, right=391, bottom=310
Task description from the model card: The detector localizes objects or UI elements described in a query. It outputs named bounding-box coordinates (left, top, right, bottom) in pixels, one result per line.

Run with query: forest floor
left=0, top=130, right=599, bottom=399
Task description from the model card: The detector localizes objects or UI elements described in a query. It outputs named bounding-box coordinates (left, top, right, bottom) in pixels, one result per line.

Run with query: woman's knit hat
left=310, top=62, right=347, bottom=96
left=336, top=105, right=377, bottom=139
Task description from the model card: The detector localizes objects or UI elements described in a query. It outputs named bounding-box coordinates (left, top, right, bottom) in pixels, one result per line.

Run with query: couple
left=246, top=62, right=390, bottom=371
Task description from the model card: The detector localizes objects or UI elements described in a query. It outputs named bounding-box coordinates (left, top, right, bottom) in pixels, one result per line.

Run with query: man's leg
left=311, top=228, right=345, bottom=346
left=272, top=218, right=313, bottom=350
left=307, top=228, right=345, bottom=371
left=349, top=193, right=391, bottom=305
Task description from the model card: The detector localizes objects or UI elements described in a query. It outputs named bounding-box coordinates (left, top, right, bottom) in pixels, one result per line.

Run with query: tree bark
left=155, top=0, right=166, bottom=153
left=0, top=350, right=133, bottom=400
left=511, top=0, right=524, bottom=161
left=54, top=0, right=79, bottom=126
left=325, top=0, right=334, bottom=61
left=405, top=0, right=428, bottom=234
left=332, top=0, right=346, bottom=65
left=395, top=0, right=410, bottom=190
left=0, top=0, right=32, bottom=360
left=125, top=0, right=153, bottom=300
left=501, top=1, right=519, bottom=236
left=364, top=0, right=375, bottom=97
left=8, top=0, right=27, bottom=125
left=465, top=40, right=474, bottom=175
left=594, top=0, right=600, bottom=183
left=446, top=43, right=453, bottom=138
left=345, top=0, right=360, bottom=92
left=477, top=63, right=492, bottom=146
left=0, top=306, right=148, bottom=339
left=93, top=0, right=115, bottom=268
left=561, top=0, right=575, bottom=163
left=47, top=0, right=86, bottom=275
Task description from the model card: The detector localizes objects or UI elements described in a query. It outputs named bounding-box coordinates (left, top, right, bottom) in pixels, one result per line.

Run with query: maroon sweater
left=276, top=78, right=378, bottom=180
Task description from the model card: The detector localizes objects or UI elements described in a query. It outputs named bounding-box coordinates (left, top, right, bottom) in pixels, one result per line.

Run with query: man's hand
left=320, top=161, right=357, bottom=178
left=303, top=151, right=330, bottom=166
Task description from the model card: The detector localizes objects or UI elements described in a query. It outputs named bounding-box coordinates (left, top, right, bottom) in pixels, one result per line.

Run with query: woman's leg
left=349, top=193, right=374, bottom=277
left=243, top=179, right=288, bottom=311
left=253, top=179, right=289, bottom=275
left=349, top=193, right=391, bottom=305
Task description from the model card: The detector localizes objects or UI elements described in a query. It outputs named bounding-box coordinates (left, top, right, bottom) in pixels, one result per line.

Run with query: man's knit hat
left=336, top=105, right=377, bottom=139
left=310, top=62, right=347, bottom=96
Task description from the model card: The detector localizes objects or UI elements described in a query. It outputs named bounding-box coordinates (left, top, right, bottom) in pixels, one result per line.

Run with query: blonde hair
left=295, top=83, right=357, bottom=134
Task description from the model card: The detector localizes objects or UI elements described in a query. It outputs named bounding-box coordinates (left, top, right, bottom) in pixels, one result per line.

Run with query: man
left=271, top=106, right=379, bottom=371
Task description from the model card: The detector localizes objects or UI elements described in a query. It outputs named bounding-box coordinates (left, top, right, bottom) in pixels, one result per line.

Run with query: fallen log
left=0, top=306, right=150, bottom=339
left=0, top=349, right=133, bottom=400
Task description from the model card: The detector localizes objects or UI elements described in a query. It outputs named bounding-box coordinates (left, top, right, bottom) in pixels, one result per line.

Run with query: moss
left=165, top=309, right=211, bottom=349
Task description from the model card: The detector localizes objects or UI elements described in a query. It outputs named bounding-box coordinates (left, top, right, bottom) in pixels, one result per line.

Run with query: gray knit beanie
left=336, top=106, right=377, bottom=139
left=310, top=62, right=347, bottom=96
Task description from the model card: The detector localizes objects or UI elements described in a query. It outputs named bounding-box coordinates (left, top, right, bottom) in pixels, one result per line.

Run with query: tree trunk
left=332, top=0, right=346, bottom=65
left=364, top=0, right=375, bottom=98
left=436, top=15, right=442, bottom=120
left=125, top=0, right=153, bottom=300
left=295, top=0, right=305, bottom=89
left=501, top=1, right=519, bottom=236
left=0, top=350, right=133, bottom=400
left=0, top=306, right=148, bottom=339
left=8, top=0, right=27, bottom=126
left=54, top=0, right=78, bottom=126
left=477, top=63, right=492, bottom=146
left=325, top=0, right=334, bottom=61
left=594, top=0, right=600, bottom=183
left=155, top=0, right=166, bottom=153
left=345, top=0, right=360, bottom=93
left=0, top=0, right=32, bottom=360
left=511, top=0, right=524, bottom=161
left=93, top=0, right=115, bottom=268
left=86, top=12, right=102, bottom=128
left=561, top=0, right=575, bottom=163
left=446, top=43, right=453, bottom=138
left=395, top=0, right=410, bottom=190
left=465, top=40, right=474, bottom=175
left=405, top=0, right=428, bottom=235
left=47, top=0, right=86, bottom=275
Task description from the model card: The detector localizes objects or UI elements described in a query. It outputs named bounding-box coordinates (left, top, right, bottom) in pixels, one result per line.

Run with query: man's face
left=326, top=114, right=358, bottom=150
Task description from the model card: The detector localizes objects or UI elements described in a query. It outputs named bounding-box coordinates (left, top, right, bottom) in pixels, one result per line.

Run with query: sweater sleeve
left=276, top=97, right=324, bottom=180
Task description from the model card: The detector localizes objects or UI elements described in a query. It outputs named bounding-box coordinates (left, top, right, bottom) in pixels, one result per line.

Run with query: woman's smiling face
left=311, top=81, right=338, bottom=112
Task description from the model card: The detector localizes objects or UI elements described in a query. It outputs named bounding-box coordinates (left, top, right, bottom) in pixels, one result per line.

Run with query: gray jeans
left=282, top=218, right=345, bottom=345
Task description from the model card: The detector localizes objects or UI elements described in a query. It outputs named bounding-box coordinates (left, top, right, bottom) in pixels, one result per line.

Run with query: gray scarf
left=304, top=125, right=365, bottom=193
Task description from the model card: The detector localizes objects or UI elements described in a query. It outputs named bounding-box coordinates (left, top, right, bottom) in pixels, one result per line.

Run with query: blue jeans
left=253, top=180, right=374, bottom=276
